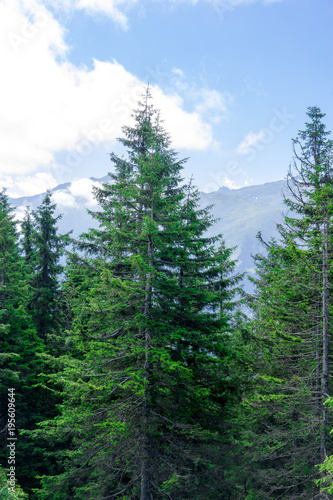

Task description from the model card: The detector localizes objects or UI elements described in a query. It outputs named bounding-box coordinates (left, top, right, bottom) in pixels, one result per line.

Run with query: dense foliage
left=32, top=90, right=245, bottom=499
left=238, top=106, right=333, bottom=499
left=1, top=99, right=333, bottom=499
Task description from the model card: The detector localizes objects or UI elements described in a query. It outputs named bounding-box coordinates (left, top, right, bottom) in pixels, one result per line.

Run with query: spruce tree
left=21, top=206, right=34, bottom=269
left=35, top=89, right=242, bottom=500
left=0, top=191, right=27, bottom=402
left=0, top=190, right=52, bottom=496
left=29, top=192, right=68, bottom=340
left=242, top=238, right=322, bottom=498
left=241, top=107, right=333, bottom=499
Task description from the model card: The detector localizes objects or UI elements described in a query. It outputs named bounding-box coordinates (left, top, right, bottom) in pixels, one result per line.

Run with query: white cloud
left=43, top=0, right=140, bottom=29
left=0, top=0, right=217, bottom=182
left=52, top=178, right=102, bottom=208
left=52, top=189, right=76, bottom=208
left=1, top=172, right=57, bottom=197
left=219, top=176, right=249, bottom=190
left=75, top=0, right=138, bottom=29
left=194, top=88, right=232, bottom=116
left=159, top=70, right=233, bottom=126
left=171, top=67, right=184, bottom=78
left=202, top=175, right=250, bottom=193
left=69, top=178, right=101, bottom=207
left=151, top=87, right=213, bottom=150
left=237, top=130, right=265, bottom=155
left=13, top=204, right=28, bottom=222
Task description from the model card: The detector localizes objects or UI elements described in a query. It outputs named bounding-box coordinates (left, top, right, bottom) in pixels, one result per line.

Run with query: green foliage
left=0, top=191, right=46, bottom=494
left=237, top=107, right=333, bottom=499
left=0, top=191, right=69, bottom=497
left=6, top=99, right=333, bottom=500
left=29, top=192, right=69, bottom=339
left=0, top=465, right=28, bottom=499
left=35, top=89, right=243, bottom=499
left=21, top=206, right=34, bottom=270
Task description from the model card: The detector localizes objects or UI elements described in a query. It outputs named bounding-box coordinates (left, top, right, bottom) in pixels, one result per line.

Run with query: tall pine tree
left=35, top=89, right=243, bottom=500
left=240, top=107, right=333, bottom=499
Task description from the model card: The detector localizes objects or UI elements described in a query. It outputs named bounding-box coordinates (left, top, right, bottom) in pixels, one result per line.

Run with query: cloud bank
left=0, top=0, right=215, bottom=188
left=52, top=178, right=102, bottom=208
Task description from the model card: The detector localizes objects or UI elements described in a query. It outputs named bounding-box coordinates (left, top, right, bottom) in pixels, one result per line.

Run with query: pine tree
left=0, top=190, right=73, bottom=497
left=243, top=239, right=322, bottom=498
left=21, top=206, right=34, bottom=268
left=241, top=107, right=333, bottom=499
left=29, top=192, right=68, bottom=340
left=35, top=89, right=243, bottom=500
left=0, top=191, right=27, bottom=401
left=0, top=190, right=53, bottom=496
left=285, top=107, right=333, bottom=472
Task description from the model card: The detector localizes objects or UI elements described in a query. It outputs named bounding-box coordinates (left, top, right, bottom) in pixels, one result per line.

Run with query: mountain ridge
left=9, top=177, right=289, bottom=289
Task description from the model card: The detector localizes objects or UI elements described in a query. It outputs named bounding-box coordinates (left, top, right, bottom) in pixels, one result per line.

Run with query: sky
left=1, top=0, right=333, bottom=200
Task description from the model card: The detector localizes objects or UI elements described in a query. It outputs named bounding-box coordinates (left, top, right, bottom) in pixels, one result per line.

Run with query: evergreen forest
left=2, top=92, right=333, bottom=499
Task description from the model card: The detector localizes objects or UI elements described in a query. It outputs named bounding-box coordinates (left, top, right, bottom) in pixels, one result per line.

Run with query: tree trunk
left=140, top=232, right=153, bottom=500
left=140, top=451, right=151, bottom=500
left=321, top=233, right=329, bottom=464
left=316, top=331, right=322, bottom=470
left=319, top=230, right=330, bottom=500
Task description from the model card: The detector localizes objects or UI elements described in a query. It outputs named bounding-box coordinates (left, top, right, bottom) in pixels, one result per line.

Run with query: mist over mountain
left=9, top=177, right=289, bottom=290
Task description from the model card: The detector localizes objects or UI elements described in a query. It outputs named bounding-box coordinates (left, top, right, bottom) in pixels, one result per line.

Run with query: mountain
left=200, top=179, right=288, bottom=278
left=9, top=177, right=289, bottom=290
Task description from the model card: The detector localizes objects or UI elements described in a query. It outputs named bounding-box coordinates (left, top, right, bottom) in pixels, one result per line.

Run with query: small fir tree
left=29, top=192, right=68, bottom=340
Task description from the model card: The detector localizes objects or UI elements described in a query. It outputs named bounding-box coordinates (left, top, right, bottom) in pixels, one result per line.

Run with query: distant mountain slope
left=9, top=177, right=290, bottom=290
left=200, top=180, right=288, bottom=277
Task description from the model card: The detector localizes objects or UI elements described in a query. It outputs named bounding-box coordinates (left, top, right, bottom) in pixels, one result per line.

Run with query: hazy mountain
left=9, top=177, right=290, bottom=290
left=200, top=179, right=288, bottom=277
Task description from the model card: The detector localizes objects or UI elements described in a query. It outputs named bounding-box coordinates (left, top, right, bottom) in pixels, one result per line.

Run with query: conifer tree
left=285, top=107, right=333, bottom=472
left=36, top=89, right=242, bottom=500
left=0, top=191, right=72, bottom=497
left=241, top=239, right=322, bottom=498
left=29, top=192, right=67, bottom=340
left=241, top=107, right=333, bottom=499
left=0, top=190, right=53, bottom=496
left=21, top=206, right=34, bottom=269
left=0, top=190, right=26, bottom=388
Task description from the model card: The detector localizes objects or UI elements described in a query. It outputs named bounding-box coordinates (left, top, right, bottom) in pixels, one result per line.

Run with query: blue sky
left=1, top=0, right=333, bottom=199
